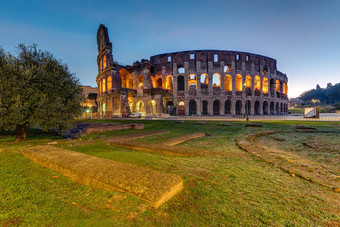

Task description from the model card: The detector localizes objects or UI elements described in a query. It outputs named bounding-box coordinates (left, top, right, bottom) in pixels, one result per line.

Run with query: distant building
left=80, top=85, right=98, bottom=108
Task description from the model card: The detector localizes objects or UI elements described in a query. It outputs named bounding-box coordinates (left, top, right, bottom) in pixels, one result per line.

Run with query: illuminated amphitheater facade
left=96, top=24, right=288, bottom=118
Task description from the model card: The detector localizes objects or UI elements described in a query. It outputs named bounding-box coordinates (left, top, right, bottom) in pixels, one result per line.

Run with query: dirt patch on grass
left=236, top=131, right=340, bottom=191
left=107, top=141, right=218, bottom=157
left=21, top=145, right=183, bottom=208
left=107, top=131, right=170, bottom=142
left=162, top=132, right=206, bottom=146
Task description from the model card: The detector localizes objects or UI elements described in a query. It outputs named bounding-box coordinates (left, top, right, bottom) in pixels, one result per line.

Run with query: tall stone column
left=197, top=99, right=201, bottom=116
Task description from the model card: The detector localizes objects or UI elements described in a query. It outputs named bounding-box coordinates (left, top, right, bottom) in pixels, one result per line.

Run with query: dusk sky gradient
left=1, top=0, right=339, bottom=98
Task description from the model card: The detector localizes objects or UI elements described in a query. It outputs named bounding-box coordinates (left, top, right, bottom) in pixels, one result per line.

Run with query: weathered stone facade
left=96, top=24, right=288, bottom=118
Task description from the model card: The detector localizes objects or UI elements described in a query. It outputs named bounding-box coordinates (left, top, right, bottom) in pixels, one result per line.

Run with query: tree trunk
left=14, top=124, right=30, bottom=142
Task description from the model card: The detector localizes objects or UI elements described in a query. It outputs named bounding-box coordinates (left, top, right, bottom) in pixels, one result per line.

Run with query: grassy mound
left=21, top=145, right=183, bottom=208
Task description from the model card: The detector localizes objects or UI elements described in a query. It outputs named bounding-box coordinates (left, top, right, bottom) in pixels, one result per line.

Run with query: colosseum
left=96, top=24, right=288, bottom=118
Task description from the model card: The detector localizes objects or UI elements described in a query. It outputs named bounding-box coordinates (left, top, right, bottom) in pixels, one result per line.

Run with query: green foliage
left=334, top=103, right=340, bottom=110
left=0, top=44, right=82, bottom=134
left=299, top=83, right=340, bottom=103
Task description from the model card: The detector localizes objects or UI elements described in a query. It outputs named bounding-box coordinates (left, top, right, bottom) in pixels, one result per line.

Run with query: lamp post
left=244, top=83, right=249, bottom=121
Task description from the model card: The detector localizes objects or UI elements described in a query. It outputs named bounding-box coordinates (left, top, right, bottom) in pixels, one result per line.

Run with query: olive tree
left=0, top=44, right=82, bottom=142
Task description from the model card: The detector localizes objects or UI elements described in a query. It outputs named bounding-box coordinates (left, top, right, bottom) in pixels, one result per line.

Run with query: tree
left=0, top=44, right=82, bottom=142
left=316, top=84, right=321, bottom=90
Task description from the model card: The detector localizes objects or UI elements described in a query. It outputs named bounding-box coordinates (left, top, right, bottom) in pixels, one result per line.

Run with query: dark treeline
left=299, top=83, right=340, bottom=104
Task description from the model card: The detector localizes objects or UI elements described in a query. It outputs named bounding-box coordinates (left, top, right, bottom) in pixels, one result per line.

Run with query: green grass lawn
left=1, top=120, right=339, bottom=226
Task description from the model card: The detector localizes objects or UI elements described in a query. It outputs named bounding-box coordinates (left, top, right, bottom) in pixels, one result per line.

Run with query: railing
left=225, top=91, right=232, bottom=96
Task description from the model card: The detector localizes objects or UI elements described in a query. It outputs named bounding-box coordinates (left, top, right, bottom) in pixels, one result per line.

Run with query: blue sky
left=1, top=0, right=339, bottom=98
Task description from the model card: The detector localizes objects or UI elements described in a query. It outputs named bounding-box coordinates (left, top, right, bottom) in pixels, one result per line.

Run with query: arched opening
left=114, top=99, right=120, bottom=116
left=189, top=100, right=197, bottom=115
left=150, top=75, right=156, bottom=88
left=262, top=77, right=268, bottom=94
left=157, top=78, right=162, bottom=88
left=201, top=100, right=208, bottom=115
left=254, top=101, right=260, bottom=115
left=119, top=68, right=129, bottom=88
left=178, top=67, right=185, bottom=74
left=235, top=74, right=243, bottom=91
left=224, top=65, right=230, bottom=73
left=276, top=102, right=280, bottom=115
left=178, top=100, right=185, bottom=115
left=224, top=74, right=232, bottom=92
left=128, top=78, right=134, bottom=89
left=236, top=100, right=242, bottom=115
left=270, top=79, right=275, bottom=97
left=177, top=75, right=184, bottom=91
left=200, top=73, right=208, bottom=88
left=107, top=76, right=112, bottom=91
left=213, top=100, right=220, bottom=115
left=276, top=80, right=280, bottom=92
left=166, top=101, right=175, bottom=115
left=212, top=73, right=221, bottom=88
left=245, top=100, right=251, bottom=116
left=225, top=99, right=231, bottom=114
left=245, top=75, right=252, bottom=88
left=254, top=76, right=261, bottom=91
left=136, top=101, right=145, bottom=114
left=103, top=55, right=107, bottom=69
left=263, top=101, right=268, bottom=115
left=280, top=103, right=283, bottom=114
left=166, top=75, right=173, bottom=89
left=188, top=74, right=197, bottom=90
left=102, top=78, right=106, bottom=93
left=270, top=101, right=275, bottom=115
left=128, top=91, right=135, bottom=113
left=137, top=75, right=144, bottom=87
left=148, top=100, right=157, bottom=115
left=106, top=100, right=112, bottom=115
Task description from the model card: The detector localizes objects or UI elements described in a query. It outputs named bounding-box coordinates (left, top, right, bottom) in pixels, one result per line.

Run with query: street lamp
left=244, top=83, right=249, bottom=121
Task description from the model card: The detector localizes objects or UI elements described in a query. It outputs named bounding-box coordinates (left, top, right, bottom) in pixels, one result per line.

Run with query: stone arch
left=150, top=75, right=156, bottom=88
left=263, top=101, right=268, bottom=115
left=212, top=73, right=221, bottom=88
left=276, top=80, right=280, bottom=92
left=136, top=101, right=145, bottom=114
left=270, top=101, right=275, bottom=115
left=225, top=99, right=231, bottom=114
left=147, top=100, right=157, bottom=115
left=245, top=75, right=252, bottom=88
left=262, top=77, right=268, bottom=94
left=137, top=75, right=144, bottom=87
left=276, top=102, right=280, bottom=115
left=107, top=76, right=112, bottom=91
left=213, top=100, right=220, bottom=115
left=254, top=100, right=260, bottom=115
left=245, top=100, right=251, bottom=115
left=128, top=91, right=135, bottom=112
left=236, top=100, right=242, bottom=115
left=156, top=78, right=162, bottom=88
left=235, top=74, right=243, bottom=91
left=166, top=75, right=173, bottom=89
left=177, top=75, right=184, bottom=91
left=188, top=74, right=197, bottom=90
left=270, top=79, right=275, bottom=97
left=200, top=73, right=209, bottom=88
left=189, top=100, right=197, bottom=115
left=178, top=100, right=185, bottom=115
left=102, top=78, right=106, bottom=93
left=254, top=76, right=261, bottom=91
left=224, top=74, right=232, bottom=92
left=119, top=68, right=129, bottom=88
left=114, top=99, right=120, bottom=116
left=280, top=103, right=283, bottom=114
left=201, top=100, right=208, bottom=115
